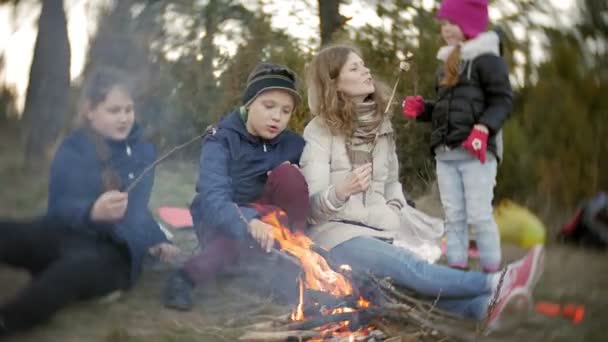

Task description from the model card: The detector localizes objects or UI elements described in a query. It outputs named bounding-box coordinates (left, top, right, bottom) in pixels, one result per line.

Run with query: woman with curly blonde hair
left=306, top=46, right=389, bottom=138
left=299, top=44, right=544, bottom=333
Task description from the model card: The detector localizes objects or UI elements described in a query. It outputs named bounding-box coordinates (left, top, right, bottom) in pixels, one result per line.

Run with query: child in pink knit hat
left=437, top=0, right=489, bottom=39
left=401, top=1, right=535, bottom=330
left=401, top=0, right=539, bottom=332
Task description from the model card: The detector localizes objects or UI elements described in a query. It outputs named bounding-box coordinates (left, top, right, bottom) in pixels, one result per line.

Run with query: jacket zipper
left=444, top=89, right=454, bottom=147
left=263, top=143, right=267, bottom=152
left=126, top=144, right=134, bottom=180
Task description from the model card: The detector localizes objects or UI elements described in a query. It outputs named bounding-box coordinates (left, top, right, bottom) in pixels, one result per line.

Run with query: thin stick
left=286, top=312, right=355, bottom=331
left=420, top=290, right=442, bottom=336
left=233, top=204, right=301, bottom=267
left=383, top=57, right=411, bottom=114
left=383, top=77, right=401, bottom=114
left=125, top=129, right=211, bottom=192
left=413, top=63, right=419, bottom=96
left=241, top=313, right=292, bottom=331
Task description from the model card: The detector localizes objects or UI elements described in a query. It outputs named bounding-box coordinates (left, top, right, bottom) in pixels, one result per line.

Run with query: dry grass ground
left=0, top=126, right=605, bottom=341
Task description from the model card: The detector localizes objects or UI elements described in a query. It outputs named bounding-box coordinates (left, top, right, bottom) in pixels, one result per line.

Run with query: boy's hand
left=402, top=96, right=425, bottom=118
left=248, top=219, right=275, bottom=253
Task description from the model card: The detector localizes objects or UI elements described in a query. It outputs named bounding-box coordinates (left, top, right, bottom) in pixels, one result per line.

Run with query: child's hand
left=248, top=219, right=275, bottom=253
left=462, top=124, right=489, bottom=163
left=149, top=242, right=181, bottom=263
left=90, top=190, right=128, bottom=222
left=402, top=96, right=425, bottom=118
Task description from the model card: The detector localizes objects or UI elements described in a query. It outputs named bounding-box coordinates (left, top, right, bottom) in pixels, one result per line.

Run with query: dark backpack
left=559, top=192, right=608, bottom=249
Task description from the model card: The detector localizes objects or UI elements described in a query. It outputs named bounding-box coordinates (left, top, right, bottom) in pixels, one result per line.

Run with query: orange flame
left=261, top=210, right=353, bottom=298
left=358, top=297, right=371, bottom=308
left=259, top=209, right=373, bottom=340
left=291, top=275, right=305, bottom=321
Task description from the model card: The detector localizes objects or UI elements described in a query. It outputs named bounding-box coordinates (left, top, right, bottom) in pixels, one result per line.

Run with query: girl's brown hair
left=307, top=45, right=389, bottom=136
left=440, top=45, right=461, bottom=87
left=79, top=67, right=135, bottom=191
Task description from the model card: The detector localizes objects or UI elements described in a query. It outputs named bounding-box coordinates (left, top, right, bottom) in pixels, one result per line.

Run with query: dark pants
left=0, top=220, right=130, bottom=336
left=183, top=164, right=310, bottom=287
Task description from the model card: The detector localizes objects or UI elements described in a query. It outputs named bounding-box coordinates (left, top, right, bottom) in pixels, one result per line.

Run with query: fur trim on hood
left=437, top=31, right=500, bottom=62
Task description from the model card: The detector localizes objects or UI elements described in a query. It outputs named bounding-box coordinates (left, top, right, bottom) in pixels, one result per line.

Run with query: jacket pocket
left=366, top=203, right=401, bottom=231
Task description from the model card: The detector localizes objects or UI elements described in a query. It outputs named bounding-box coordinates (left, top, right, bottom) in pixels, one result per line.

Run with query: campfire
left=260, top=208, right=374, bottom=341
left=237, top=206, right=477, bottom=341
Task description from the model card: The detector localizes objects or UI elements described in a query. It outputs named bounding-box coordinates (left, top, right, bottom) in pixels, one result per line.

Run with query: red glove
left=402, top=96, right=425, bottom=118
left=462, top=125, right=489, bottom=163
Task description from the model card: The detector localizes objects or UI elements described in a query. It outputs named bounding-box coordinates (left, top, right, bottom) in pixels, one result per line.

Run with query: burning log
left=239, top=330, right=321, bottom=341
left=286, top=310, right=364, bottom=331
left=304, top=290, right=359, bottom=311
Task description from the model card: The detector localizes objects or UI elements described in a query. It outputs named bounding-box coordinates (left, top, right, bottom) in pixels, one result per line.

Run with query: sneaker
left=504, top=245, right=545, bottom=291
left=485, top=286, right=532, bottom=333
left=163, top=270, right=195, bottom=311
left=485, top=245, right=545, bottom=334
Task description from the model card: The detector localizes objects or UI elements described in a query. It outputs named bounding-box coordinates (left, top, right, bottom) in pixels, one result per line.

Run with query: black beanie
left=242, top=63, right=301, bottom=106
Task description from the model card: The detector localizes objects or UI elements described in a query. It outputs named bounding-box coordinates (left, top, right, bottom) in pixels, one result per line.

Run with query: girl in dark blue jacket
left=163, top=63, right=310, bottom=311
left=0, top=68, right=177, bottom=336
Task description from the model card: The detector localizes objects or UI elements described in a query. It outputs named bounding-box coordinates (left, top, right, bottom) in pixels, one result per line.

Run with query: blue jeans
left=436, top=156, right=501, bottom=270
left=330, top=236, right=492, bottom=320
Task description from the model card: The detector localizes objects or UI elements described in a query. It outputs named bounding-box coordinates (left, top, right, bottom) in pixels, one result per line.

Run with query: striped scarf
left=346, top=101, right=383, bottom=168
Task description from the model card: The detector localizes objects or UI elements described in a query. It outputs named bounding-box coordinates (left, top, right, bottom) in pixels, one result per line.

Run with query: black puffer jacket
left=418, top=31, right=513, bottom=158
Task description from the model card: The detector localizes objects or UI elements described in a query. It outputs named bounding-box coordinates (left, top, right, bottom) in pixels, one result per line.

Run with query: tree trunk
left=197, top=0, right=220, bottom=119
left=22, top=0, right=70, bottom=166
left=317, top=0, right=348, bottom=46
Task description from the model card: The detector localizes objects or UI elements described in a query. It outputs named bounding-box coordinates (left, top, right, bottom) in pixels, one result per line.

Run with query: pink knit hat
left=437, top=0, right=489, bottom=39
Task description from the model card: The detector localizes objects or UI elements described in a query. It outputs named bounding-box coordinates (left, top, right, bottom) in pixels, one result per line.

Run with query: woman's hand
left=335, top=163, right=373, bottom=202
left=90, top=190, right=128, bottom=222
left=248, top=218, right=275, bottom=253
left=149, top=242, right=181, bottom=263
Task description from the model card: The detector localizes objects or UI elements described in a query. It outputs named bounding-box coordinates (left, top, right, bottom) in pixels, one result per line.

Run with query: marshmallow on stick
left=384, top=52, right=413, bottom=114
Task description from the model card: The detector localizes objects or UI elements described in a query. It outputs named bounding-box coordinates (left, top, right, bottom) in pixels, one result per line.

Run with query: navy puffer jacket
left=47, top=124, right=168, bottom=285
left=190, top=110, right=305, bottom=240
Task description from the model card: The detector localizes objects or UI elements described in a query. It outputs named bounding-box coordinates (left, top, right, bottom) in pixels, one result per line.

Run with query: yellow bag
left=494, top=200, right=546, bottom=248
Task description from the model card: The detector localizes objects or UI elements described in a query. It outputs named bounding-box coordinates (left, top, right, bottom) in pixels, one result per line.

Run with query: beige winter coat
left=301, top=116, right=444, bottom=254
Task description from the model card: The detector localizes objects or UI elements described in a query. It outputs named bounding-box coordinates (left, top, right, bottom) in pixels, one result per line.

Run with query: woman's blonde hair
left=307, top=45, right=389, bottom=136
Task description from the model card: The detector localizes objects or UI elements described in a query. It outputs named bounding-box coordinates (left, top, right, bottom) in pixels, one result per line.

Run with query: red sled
left=157, top=207, right=193, bottom=229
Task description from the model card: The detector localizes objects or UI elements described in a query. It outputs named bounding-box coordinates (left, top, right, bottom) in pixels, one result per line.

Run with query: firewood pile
left=230, top=248, right=482, bottom=342
left=227, top=207, right=486, bottom=341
